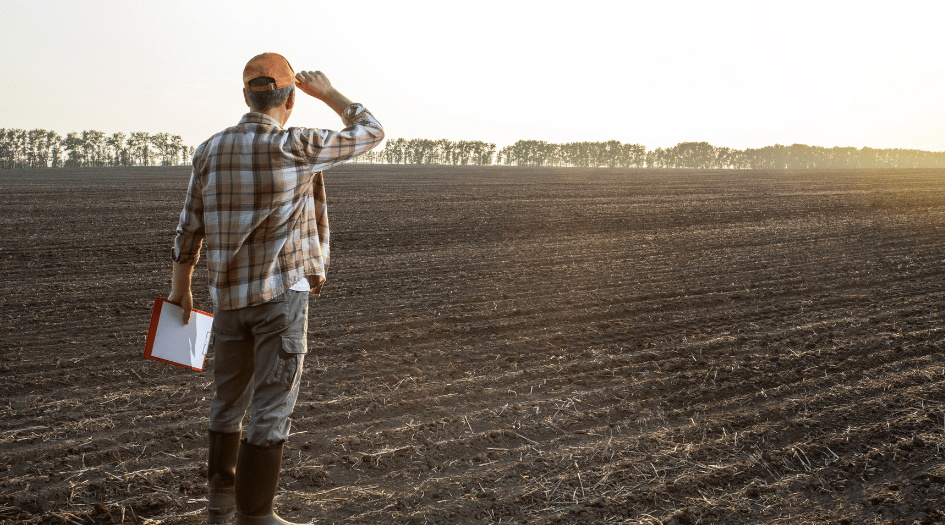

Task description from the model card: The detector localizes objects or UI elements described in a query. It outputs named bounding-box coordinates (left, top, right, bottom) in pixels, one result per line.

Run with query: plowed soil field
left=2, top=165, right=945, bottom=525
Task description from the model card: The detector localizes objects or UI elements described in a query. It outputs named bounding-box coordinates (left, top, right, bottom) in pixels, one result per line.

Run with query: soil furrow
left=2, top=166, right=945, bottom=524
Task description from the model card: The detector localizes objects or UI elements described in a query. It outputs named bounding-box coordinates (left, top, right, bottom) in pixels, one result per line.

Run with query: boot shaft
left=207, top=430, right=240, bottom=524
left=235, top=439, right=284, bottom=518
left=209, top=430, right=241, bottom=485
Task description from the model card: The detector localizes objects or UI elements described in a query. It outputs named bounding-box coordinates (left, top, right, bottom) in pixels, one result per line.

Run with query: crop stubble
left=1, top=165, right=944, bottom=524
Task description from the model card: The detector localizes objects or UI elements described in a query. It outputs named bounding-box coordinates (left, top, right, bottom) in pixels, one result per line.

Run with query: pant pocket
left=272, top=336, right=306, bottom=390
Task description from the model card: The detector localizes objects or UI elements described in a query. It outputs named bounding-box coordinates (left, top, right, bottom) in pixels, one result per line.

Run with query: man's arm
left=169, top=168, right=205, bottom=323
left=291, top=70, right=385, bottom=169
left=168, top=260, right=197, bottom=324
left=292, top=70, right=382, bottom=293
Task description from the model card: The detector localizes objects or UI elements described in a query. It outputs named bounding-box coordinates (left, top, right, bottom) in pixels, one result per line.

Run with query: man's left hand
left=168, top=289, right=193, bottom=324
left=169, top=260, right=197, bottom=324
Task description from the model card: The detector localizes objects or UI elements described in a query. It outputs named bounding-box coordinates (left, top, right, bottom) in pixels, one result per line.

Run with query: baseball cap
left=243, top=52, right=296, bottom=92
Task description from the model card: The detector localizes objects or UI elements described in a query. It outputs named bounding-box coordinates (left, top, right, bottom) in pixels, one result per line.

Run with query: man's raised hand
left=295, top=71, right=333, bottom=102
left=295, top=70, right=354, bottom=117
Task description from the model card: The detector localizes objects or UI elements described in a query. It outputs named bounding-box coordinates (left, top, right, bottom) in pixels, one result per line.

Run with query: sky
left=1, top=0, right=944, bottom=152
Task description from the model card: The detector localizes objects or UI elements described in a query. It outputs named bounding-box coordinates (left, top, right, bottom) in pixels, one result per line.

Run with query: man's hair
left=246, top=77, right=294, bottom=111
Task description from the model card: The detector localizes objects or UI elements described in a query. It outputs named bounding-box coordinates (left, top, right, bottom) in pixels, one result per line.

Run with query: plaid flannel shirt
left=172, top=103, right=384, bottom=310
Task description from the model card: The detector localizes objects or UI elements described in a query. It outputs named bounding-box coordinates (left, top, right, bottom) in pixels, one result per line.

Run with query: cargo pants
left=208, top=290, right=308, bottom=447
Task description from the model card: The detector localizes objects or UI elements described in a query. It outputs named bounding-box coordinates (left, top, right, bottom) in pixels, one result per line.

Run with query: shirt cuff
left=341, top=103, right=365, bottom=126
left=170, top=246, right=197, bottom=265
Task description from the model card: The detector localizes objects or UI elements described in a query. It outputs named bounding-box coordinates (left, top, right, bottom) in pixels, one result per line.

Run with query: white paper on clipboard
left=143, top=297, right=213, bottom=371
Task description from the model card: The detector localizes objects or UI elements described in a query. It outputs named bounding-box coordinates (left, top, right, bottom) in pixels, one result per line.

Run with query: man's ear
left=243, top=89, right=251, bottom=109
left=286, top=88, right=295, bottom=111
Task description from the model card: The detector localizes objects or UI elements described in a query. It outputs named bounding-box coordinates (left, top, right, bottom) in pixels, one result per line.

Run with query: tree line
left=354, top=139, right=945, bottom=169
left=358, top=138, right=498, bottom=166
left=0, top=128, right=194, bottom=168
left=5, top=128, right=944, bottom=170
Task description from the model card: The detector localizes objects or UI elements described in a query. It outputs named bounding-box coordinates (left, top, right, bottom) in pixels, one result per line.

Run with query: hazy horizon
left=2, top=0, right=944, bottom=153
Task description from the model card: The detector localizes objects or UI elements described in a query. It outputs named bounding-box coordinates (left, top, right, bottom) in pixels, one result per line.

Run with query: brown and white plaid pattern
left=172, top=104, right=384, bottom=310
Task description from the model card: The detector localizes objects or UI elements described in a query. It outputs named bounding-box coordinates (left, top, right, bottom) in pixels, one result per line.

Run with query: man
left=168, top=52, right=383, bottom=525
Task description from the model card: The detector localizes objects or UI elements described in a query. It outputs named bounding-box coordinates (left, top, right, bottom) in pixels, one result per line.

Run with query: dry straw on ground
left=1, top=165, right=944, bottom=524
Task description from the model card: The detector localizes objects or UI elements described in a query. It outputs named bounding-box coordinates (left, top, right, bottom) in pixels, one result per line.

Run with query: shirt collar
left=239, top=112, right=283, bottom=128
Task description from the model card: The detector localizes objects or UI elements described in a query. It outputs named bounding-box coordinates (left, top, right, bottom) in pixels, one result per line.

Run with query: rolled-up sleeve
left=171, top=170, right=205, bottom=265
left=296, top=103, right=385, bottom=170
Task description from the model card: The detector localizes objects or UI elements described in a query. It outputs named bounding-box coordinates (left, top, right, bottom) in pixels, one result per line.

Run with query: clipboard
left=143, top=297, right=213, bottom=371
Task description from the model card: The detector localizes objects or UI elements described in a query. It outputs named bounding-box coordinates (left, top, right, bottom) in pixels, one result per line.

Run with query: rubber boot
left=234, top=439, right=306, bottom=525
left=207, top=430, right=240, bottom=523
